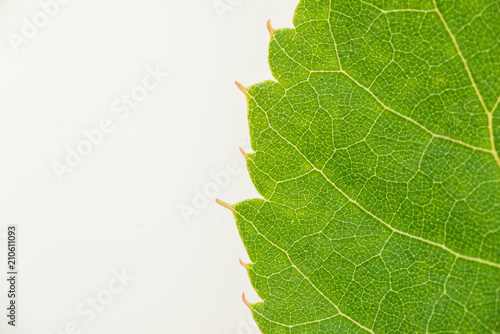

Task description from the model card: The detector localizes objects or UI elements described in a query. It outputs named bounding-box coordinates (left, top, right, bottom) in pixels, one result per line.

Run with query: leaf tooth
left=239, top=258, right=252, bottom=270
left=242, top=292, right=252, bottom=308
left=215, top=199, right=235, bottom=212
left=239, top=146, right=249, bottom=159
left=267, top=19, right=276, bottom=37
left=234, top=81, right=249, bottom=96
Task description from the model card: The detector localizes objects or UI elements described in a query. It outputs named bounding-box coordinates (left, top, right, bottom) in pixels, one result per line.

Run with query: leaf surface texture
left=234, top=0, right=500, bottom=332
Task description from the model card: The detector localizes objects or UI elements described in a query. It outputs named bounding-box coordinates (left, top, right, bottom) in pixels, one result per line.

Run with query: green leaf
left=229, top=0, right=500, bottom=332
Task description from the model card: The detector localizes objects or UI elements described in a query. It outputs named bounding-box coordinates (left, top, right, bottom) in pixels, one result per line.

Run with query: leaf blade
left=234, top=0, right=500, bottom=332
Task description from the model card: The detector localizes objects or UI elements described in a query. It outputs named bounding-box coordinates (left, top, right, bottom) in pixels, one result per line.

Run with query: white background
left=0, top=0, right=298, bottom=333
